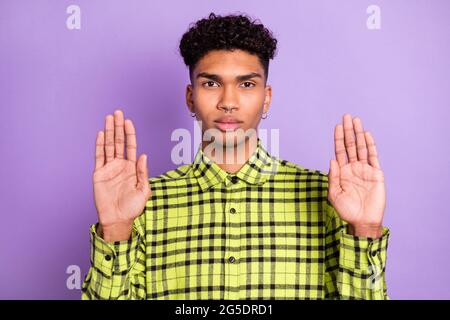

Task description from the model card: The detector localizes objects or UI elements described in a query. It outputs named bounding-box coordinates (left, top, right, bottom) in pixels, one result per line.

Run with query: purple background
left=1, top=0, right=449, bottom=299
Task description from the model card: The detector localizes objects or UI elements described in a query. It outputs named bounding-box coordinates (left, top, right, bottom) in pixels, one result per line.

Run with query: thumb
left=328, top=159, right=341, bottom=200
left=136, top=154, right=150, bottom=196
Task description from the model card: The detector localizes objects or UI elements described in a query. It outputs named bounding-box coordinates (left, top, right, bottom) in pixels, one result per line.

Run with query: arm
left=81, top=211, right=147, bottom=300
left=82, top=110, right=151, bottom=299
left=324, top=114, right=390, bottom=299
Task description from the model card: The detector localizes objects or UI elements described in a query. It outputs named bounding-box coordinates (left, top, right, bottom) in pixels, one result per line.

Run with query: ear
left=263, top=84, right=272, bottom=114
left=185, top=84, right=194, bottom=113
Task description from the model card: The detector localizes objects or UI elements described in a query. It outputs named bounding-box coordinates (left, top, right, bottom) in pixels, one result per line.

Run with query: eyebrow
left=196, top=72, right=262, bottom=82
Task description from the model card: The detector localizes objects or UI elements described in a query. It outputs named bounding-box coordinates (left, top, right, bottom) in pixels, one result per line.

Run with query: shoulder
left=273, top=157, right=330, bottom=184
left=276, top=158, right=339, bottom=221
left=274, top=157, right=336, bottom=223
left=148, top=163, right=193, bottom=188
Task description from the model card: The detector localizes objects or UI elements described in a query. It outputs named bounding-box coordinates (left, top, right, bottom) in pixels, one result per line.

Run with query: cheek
left=192, top=90, right=217, bottom=123
left=241, top=91, right=266, bottom=113
left=193, top=89, right=218, bottom=108
left=241, top=88, right=265, bottom=104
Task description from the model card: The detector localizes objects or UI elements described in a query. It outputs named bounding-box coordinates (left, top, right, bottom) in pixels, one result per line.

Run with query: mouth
left=213, top=118, right=243, bottom=132
left=214, top=122, right=242, bottom=131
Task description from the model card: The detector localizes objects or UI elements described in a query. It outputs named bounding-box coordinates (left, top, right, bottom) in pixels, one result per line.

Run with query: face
left=186, top=49, right=272, bottom=149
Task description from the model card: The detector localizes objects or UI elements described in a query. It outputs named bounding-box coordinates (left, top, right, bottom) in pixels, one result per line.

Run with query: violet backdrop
left=0, top=0, right=449, bottom=299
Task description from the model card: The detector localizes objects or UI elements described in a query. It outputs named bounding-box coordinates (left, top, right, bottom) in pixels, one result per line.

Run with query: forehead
left=194, top=49, right=264, bottom=76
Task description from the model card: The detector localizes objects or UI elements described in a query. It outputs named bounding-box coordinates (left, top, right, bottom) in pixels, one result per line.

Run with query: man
left=82, top=12, right=389, bottom=300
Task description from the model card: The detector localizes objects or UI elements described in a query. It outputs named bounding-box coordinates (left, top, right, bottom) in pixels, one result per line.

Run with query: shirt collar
left=191, top=138, right=279, bottom=192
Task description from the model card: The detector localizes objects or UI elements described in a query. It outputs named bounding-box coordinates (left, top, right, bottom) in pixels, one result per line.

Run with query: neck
left=201, top=135, right=258, bottom=174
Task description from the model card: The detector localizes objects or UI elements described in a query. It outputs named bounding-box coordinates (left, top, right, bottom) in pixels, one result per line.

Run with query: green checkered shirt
left=81, top=138, right=390, bottom=300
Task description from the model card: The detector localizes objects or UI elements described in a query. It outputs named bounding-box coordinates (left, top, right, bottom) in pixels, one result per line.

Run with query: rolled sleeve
left=340, top=226, right=389, bottom=271
left=89, top=223, right=142, bottom=277
left=338, top=226, right=390, bottom=299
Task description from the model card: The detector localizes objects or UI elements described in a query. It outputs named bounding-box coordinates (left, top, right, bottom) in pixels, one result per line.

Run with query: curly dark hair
left=178, top=12, right=278, bottom=84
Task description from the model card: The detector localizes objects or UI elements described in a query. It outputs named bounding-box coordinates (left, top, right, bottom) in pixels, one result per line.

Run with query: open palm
left=328, top=114, right=386, bottom=229
left=93, top=110, right=151, bottom=229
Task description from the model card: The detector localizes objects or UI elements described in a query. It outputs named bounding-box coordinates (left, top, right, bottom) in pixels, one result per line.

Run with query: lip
left=214, top=122, right=242, bottom=131
left=214, top=116, right=243, bottom=131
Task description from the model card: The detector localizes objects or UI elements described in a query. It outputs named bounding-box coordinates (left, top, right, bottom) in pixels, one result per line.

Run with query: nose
left=217, top=86, right=239, bottom=113
left=218, top=104, right=237, bottom=113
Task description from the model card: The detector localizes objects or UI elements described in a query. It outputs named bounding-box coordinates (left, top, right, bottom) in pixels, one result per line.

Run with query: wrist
left=347, top=224, right=383, bottom=239
left=98, top=221, right=133, bottom=242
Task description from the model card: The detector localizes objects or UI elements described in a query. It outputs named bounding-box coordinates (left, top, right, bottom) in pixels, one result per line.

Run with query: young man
left=82, top=12, right=389, bottom=300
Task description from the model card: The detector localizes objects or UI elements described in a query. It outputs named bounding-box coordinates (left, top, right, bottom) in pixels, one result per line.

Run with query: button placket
left=226, top=174, right=241, bottom=299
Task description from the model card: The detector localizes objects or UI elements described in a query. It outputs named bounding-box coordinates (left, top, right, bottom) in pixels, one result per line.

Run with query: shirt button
left=105, top=255, right=111, bottom=261
left=231, top=176, right=238, bottom=184
left=371, top=250, right=378, bottom=257
left=229, top=208, right=236, bottom=214
left=229, top=256, right=236, bottom=263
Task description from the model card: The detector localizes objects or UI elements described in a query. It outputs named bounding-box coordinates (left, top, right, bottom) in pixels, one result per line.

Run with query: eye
left=202, top=81, right=219, bottom=88
left=241, top=81, right=256, bottom=88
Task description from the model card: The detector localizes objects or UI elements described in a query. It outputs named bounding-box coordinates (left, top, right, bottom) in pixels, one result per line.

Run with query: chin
left=215, top=130, right=257, bottom=149
left=223, top=133, right=244, bottom=148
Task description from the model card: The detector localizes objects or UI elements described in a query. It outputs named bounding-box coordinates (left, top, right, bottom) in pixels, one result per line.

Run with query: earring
left=190, top=113, right=196, bottom=117
left=261, top=112, right=268, bottom=119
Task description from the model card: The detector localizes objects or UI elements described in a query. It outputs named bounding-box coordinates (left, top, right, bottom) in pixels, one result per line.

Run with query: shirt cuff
left=339, top=226, right=390, bottom=272
left=89, top=223, right=142, bottom=277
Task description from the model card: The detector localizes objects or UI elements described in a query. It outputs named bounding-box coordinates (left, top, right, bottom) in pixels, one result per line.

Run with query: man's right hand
left=92, top=109, right=152, bottom=243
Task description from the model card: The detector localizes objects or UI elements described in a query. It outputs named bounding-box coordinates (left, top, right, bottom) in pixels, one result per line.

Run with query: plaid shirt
left=81, top=138, right=390, bottom=300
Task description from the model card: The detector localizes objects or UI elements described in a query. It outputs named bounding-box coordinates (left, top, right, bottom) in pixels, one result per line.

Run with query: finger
left=343, top=114, right=358, bottom=163
left=352, top=117, right=368, bottom=164
left=137, top=154, right=151, bottom=198
left=104, top=114, right=115, bottom=163
left=95, top=131, right=105, bottom=170
left=365, top=131, right=381, bottom=169
left=334, top=124, right=348, bottom=167
left=125, top=119, right=137, bottom=162
left=114, top=109, right=125, bottom=159
left=328, top=159, right=342, bottom=201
